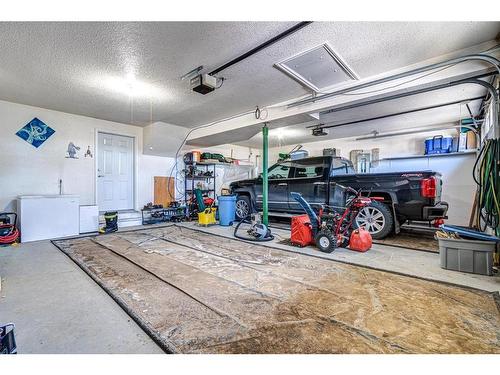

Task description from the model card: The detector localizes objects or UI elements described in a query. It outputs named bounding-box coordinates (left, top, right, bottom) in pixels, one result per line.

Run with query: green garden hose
left=473, top=138, right=500, bottom=236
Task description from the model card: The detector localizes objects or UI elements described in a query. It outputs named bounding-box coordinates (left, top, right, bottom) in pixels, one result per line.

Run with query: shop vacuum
left=233, top=213, right=274, bottom=242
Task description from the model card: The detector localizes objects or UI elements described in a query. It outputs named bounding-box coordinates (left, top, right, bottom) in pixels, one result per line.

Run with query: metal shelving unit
left=184, top=162, right=217, bottom=218
left=141, top=206, right=187, bottom=225
left=381, top=149, right=478, bottom=161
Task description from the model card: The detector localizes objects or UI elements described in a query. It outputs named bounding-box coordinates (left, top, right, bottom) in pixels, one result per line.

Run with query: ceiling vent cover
left=275, top=43, right=358, bottom=93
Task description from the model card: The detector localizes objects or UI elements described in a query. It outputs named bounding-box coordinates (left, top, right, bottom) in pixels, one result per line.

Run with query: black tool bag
left=0, top=324, right=17, bottom=354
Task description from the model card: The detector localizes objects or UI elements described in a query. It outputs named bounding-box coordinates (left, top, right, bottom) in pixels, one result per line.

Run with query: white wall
left=374, top=153, right=476, bottom=225
left=143, top=121, right=190, bottom=158
left=0, top=100, right=175, bottom=212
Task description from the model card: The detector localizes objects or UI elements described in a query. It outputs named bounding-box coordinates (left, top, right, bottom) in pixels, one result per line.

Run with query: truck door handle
left=313, top=181, right=326, bottom=185
left=277, top=183, right=288, bottom=186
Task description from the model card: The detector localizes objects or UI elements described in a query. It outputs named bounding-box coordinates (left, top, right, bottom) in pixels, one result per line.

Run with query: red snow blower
left=290, top=186, right=377, bottom=253
left=0, top=213, right=20, bottom=245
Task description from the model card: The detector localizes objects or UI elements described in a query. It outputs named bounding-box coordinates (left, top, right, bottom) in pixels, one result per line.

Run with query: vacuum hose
left=233, top=215, right=275, bottom=242
left=473, top=138, right=500, bottom=235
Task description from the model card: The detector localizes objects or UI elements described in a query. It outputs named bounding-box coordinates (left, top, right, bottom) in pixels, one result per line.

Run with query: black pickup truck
left=229, top=156, right=448, bottom=239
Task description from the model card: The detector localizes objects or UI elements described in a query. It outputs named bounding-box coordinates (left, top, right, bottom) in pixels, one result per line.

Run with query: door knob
left=98, top=175, right=104, bottom=178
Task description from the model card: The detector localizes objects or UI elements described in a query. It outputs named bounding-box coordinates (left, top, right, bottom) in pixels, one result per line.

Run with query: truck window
left=291, top=159, right=326, bottom=178
left=268, top=162, right=292, bottom=179
left=330, top=158, right=354, bottom=176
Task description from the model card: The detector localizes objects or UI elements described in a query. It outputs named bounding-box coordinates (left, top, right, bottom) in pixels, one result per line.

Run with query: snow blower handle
left=334, top=182, right=359, bottom=196
left=345, top=187, right=359, bottom=195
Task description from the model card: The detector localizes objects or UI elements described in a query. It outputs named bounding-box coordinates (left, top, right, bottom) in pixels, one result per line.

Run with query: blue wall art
left=15, top=117, right=55, bottom=148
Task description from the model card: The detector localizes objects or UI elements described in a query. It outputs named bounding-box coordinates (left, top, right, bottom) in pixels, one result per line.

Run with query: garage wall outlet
left=190, top=74, right=217, bottom=95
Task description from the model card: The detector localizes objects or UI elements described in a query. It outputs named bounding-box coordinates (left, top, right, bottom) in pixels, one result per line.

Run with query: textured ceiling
left=187, top=113, right=317, bottom=147
left=0, top=21, right=499, bottom=128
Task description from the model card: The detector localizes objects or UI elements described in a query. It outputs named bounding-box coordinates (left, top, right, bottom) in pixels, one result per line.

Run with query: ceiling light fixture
left=99, top=74, right=164, bottom=98
left=275, top=128, right=285, bottom=140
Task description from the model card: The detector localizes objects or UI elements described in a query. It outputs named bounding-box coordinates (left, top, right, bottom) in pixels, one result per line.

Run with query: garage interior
left=1, top=20, right=500, bottom=355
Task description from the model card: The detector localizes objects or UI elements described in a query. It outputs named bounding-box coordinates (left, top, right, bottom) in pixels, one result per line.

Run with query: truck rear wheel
left=354, top=201, right=394, bottom=239
left=235, top=195, right=252, bottom=220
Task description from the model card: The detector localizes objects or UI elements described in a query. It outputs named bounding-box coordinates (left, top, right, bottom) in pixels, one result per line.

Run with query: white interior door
left=97, top=132, right=134, bottom=211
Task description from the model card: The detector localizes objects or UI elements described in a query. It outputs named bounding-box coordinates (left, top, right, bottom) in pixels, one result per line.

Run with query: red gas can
left=291, top=214, right=313, bottom=247
left=349, top=228, right=372, bottom=252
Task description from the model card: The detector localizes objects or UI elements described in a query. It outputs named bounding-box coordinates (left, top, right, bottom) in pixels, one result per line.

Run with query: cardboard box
left=466, top=130, right=477, bottom=149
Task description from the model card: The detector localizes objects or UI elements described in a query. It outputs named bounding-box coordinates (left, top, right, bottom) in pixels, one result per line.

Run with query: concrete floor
left=0, top=222, right=498, bottom=353
left=0, top=240, right=163, bottom=354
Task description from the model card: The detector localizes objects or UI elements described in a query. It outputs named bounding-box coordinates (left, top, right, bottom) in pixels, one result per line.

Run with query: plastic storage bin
left=437, top=237, right=496, bottom=276
left=290, top=149, right=309, bottom=160
left=425, top=135, right=453, bottom=155
left=218, top=195, right=236, bottom=226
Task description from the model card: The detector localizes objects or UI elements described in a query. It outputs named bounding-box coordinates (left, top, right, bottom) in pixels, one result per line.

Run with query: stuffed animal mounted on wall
left=66, top=142, right=81, bottom=159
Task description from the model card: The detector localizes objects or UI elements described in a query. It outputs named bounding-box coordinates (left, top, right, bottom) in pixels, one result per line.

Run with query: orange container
left=349, top=228, right=372, bottom=252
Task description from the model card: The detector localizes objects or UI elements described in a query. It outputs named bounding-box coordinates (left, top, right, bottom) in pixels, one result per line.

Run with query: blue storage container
left=425, top=135, right=453, bottom=155
left=218, top=195, right=236, bottom=226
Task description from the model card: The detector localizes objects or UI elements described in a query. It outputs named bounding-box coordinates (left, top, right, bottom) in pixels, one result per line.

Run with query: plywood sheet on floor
left=53, top=225, right=500, bottom=354
left=373, top=231, right=439, bottom=252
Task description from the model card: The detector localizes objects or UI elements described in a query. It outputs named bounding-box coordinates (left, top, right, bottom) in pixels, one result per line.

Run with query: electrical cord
left=317, top=64, right=458, bottom=97
left=314, top=44, right=500, bottom=99
left=254, top=106, right=269, bottom=120
left=168, top=98, right=286, bottom=201
left=254, top=107, right=261, bottom=119
left=215, top=77, right=225, bottom=89
left=167, top=109, right=258, bottom=200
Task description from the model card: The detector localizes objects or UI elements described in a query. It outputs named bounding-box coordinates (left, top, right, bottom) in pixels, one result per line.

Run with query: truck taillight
left=421, top=176, right=437, bottom=198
